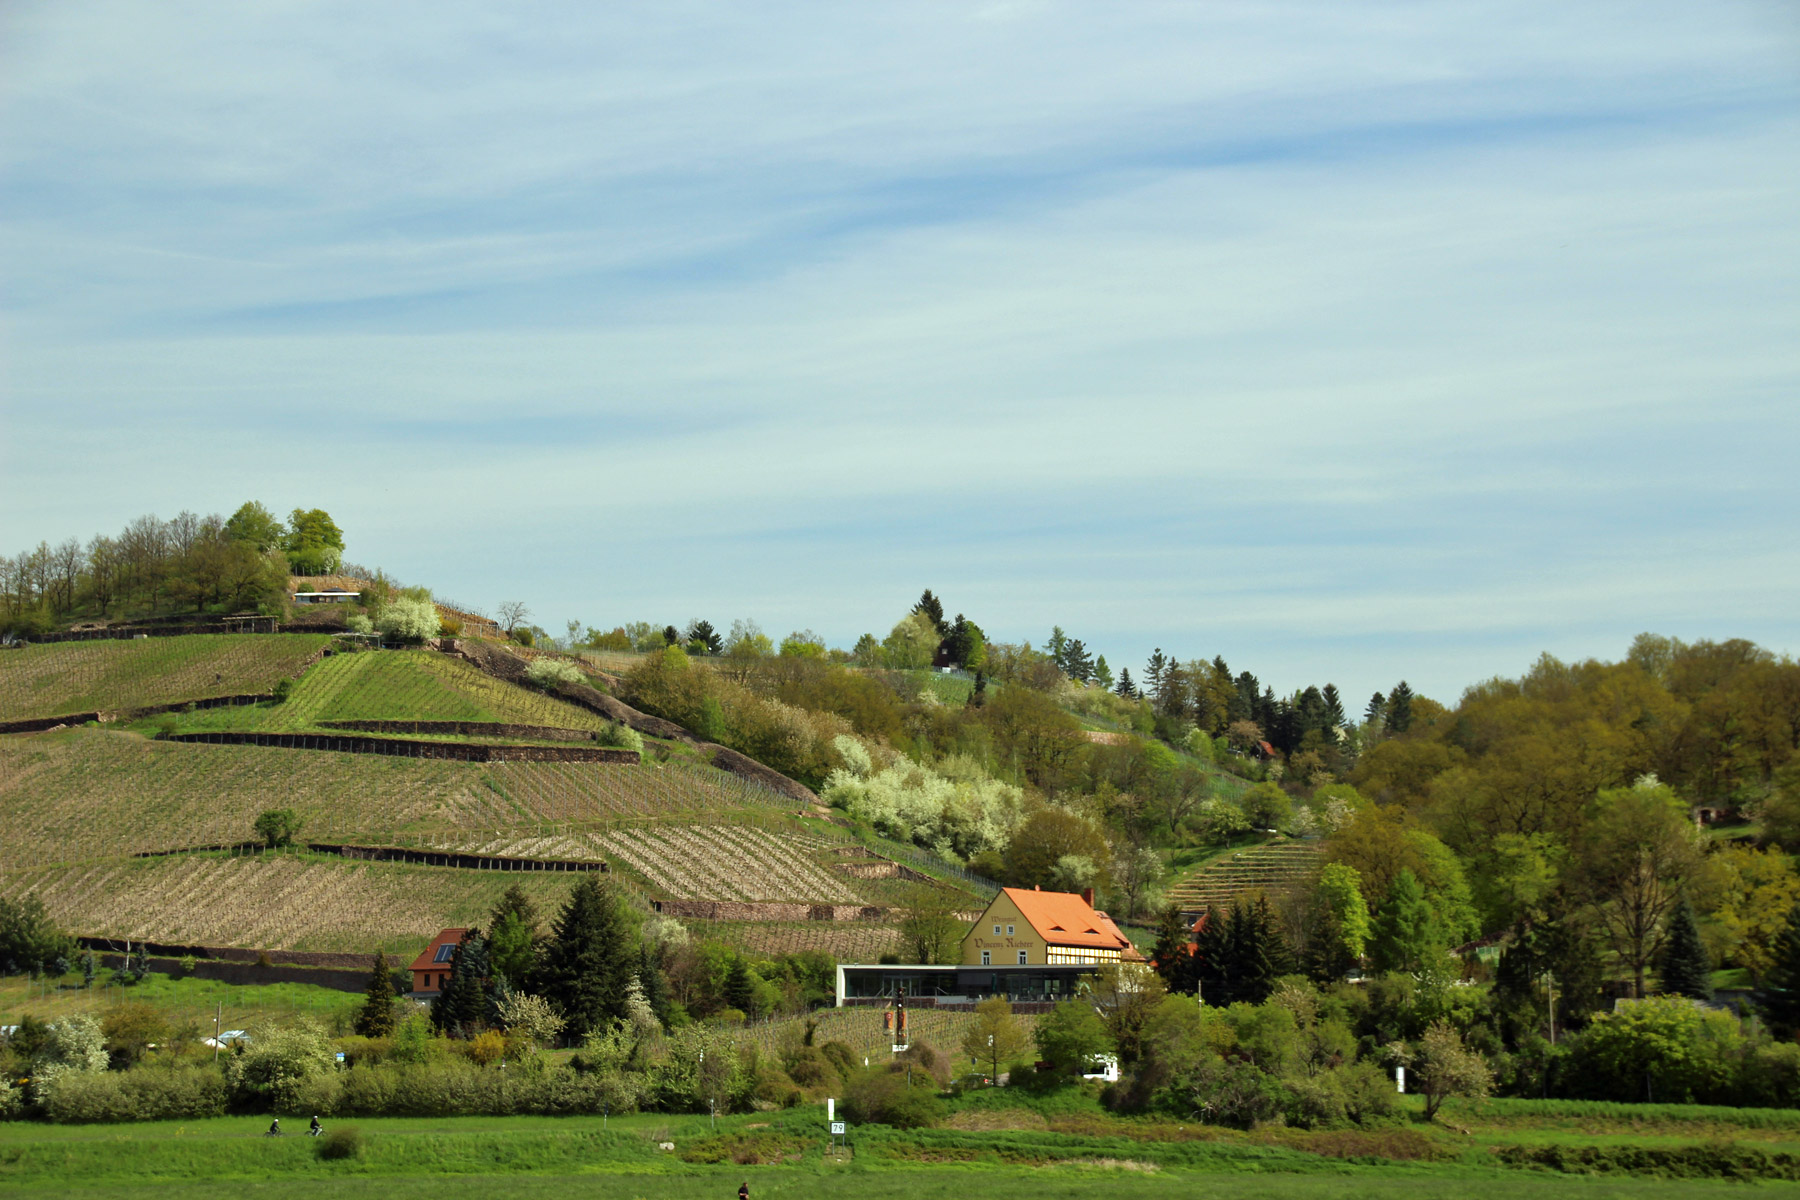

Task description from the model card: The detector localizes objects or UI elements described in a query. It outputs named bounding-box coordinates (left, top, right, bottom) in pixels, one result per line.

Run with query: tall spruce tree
left=536, top=875, right=638, bottom=1039
left=1385, top=681, right=1415, bottom=733
left=1145, top=650, right=1168, bottom=702
left=1064, top=639, right=1094, bottom=684
left=1150, top=904, right=1195, bottom=992
left=1365, top=691, right=1386, bottom=726
left=354, top=950, right=396, bottom=1037
left=1224, top=897, right=1289, bottom=1004
left=1320, top=683, right=1346, bottom=730
left=1658, top=897, right=1712, bottom=1000
left=1192, top=904, right=1228, bottom=1005
left=431, top=929, right=490, bottom=1037
left=912, top=590, right=948, bottom=637
left=1093, top=655, right=1113, bottom=691
left=723, top=957, right=757, bottom=1015
left=490, top=883, right=542, bottom=935
left=1368, top=869, right=1438, bottom=975
left=1759, top=901, right=1800, bottom=1038
left=1115, top=667, right=1137, bottom=699
left=637, top=943, right=671, bottom=1026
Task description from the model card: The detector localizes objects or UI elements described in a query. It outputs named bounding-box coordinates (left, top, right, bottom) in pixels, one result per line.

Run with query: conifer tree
left=1369, top=869, right=1438, bottom=974
left=1047, top=627, right=1070, bottom=671
left=1658, top=897, right=1713, bottom=1000
left=1365, top=691, right=1387, bottom=726
left=1253, top=894, right=1295, bottom=982
left=723, top=957, right=757, bottom=1015
left=1192, top=904, right=1228, bottom=1004
left=490, top=883, right=542, bottom=935
left=912, top=590, right=948, bottom=637
left=966, top=671, right=987, bottom=709
left=1064, top=639, right=1094, bottom=684
left=536, top=875, right=638, bottom=1039
left=1115, top=667, right=1136, bottom=699
left=354, top=950, right=396, bottom=1038
left=1145, top=650, right=1168, bottom=699
left=1223, top=898, right=1289, bottom=1004
left=1759, top=902, right=1800, bottom=1038
left=1385, top=681, right=1415, bottom=733
left=1319, top=683, right=1345, bottom=729
left=1093, top=655, right=1113, bottom=691
left=1150, top=904, right=1194, bottom=992
left=431, top=929, right=490, bottom=1038
left=637, top=943, right=671, bottom=1025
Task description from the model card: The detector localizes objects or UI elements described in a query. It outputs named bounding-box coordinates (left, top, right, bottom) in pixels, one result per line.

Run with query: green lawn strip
left=0, top=972, right=367, bottom=1033
left=22, top=1173, right=1772, bottom=1200
left=0, top=1112, right=1783, bottom=1194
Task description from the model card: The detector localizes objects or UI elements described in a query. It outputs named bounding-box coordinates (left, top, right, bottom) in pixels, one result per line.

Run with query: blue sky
left=2, top=1, right=1797, bottom=705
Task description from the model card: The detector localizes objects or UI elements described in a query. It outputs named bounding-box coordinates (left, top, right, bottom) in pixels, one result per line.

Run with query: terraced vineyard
left=0, top=728, right=794, bottom=868
left=684, top=919, right=903, bottom=963
left=594, top=824, right=862, bottom=902
left=0, top=853, right=588, bottom=956
left=160, top=647, right=614, bottom=733
left=1164, top=839, right=1323, bottom=912
left=0, top=633, right=332, bottom=721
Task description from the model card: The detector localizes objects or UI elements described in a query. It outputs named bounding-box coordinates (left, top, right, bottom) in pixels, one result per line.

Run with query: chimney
left=1081, top=887, right=1094, bottom=907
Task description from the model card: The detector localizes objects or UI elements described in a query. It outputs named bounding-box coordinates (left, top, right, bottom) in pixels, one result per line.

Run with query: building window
left=981, top=951, right=991, bottom=965
left=1018, top=950, right=1028, bottom=965
left=1006, top=924, right=1015, bottom=936
left=992, top=924, right=1001, bottom=935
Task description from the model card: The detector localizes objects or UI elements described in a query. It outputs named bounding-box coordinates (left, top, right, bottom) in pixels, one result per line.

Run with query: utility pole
left=213, top=1001, right=222, bottom=1063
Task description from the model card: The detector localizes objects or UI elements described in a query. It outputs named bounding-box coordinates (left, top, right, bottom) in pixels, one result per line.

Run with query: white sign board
left=829, top=1122, right=846, bottom=1136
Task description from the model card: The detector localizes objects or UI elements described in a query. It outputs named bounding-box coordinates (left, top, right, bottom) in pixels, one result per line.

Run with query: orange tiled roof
left=1002, top=887, right=1136, bottom=954
left=410, top=928, right=468, bottom=972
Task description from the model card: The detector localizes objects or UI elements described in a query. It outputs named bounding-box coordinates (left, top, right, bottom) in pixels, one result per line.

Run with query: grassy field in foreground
left=0, top=1111, right=1774, bottom=1199
left=0, top=634, right=333, bottom=722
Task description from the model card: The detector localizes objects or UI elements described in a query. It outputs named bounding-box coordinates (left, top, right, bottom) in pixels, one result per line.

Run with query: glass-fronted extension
left=835, top=963, right=1099, bottom=1005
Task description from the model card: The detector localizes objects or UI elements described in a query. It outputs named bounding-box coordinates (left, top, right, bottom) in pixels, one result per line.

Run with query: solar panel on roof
left=433, top=944, right=456, bottom=963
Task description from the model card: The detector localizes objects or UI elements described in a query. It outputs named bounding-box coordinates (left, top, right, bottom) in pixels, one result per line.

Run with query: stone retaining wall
left=319, top=719, right=598, bottom=742
left=160, top=730, right=638, bottom=763
left=653, top=899, right=891, bottom=922
left=311, top=842, right=606, bottom=872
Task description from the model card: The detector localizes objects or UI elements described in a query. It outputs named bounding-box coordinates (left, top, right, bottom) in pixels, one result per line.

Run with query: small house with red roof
left=410, top=928, right=467, bottom=995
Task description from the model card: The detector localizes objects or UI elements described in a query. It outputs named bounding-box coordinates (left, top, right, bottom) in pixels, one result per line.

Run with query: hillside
left=0, top=633, right=983, bottom=966
left=0, top=633, right=332, bottom=722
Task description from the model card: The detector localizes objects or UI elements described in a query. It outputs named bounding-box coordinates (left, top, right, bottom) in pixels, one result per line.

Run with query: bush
left=374, top=592, right=439, bottom=641
left=595, top=722, right=645, bottom=754
left=254, top=808, right=303, bottom=849
left=39, top=1066, right=227, bottom=1122
left=0, top=1085, right=22, bottom=1120
left=316, top=1125, right=365, bottom=1160
left=844, top=1066, right=943, bottom=1129
left=526, top=658, right=583, bottom=689
left=344, top=615, right=374, bottom=635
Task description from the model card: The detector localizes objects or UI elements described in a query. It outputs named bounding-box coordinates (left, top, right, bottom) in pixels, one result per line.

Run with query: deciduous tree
left=961, top=996, right=1029, bottom=1079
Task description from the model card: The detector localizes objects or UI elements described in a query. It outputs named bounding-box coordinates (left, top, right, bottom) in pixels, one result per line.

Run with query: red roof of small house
left=1002, top=887, right=1140, bottom=958
left=410, top=928, right=468, bottom=973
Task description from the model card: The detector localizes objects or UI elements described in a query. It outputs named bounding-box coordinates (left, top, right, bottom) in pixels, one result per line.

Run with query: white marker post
left=1396, top=1066, right=1406, bottom=1094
